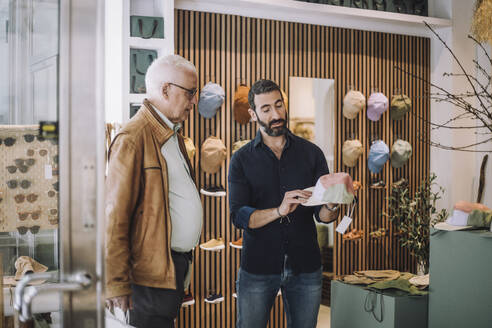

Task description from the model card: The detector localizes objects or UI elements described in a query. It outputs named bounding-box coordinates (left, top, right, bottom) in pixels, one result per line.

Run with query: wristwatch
left=324, top=204, right=339, bottom=212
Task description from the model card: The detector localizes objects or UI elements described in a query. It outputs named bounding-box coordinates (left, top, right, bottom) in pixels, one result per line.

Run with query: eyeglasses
left=14, top=193, right=38, bottom=203
left=7, top=180, right=31, bottom=189
left=7, top=165, right=28, bottom=173
left=49, top=208, right=58, bottom=215
left=18, top=210, right=41, bottom=221
left=14, top=158, right=35, bottom=167
left=168, top=83, right=197, bottom=100
left=2, top=137, right=16, bottom=146
left=39, top=149, right=48, bottom=156
left=17, top=225, right=40, bottom=235
left=48, top=217, right=59, bottom=225
left=27, top=149, right=34, bottom=156
left=23, top=134, right=35, bottom=142
left=48, top=190, right=56, bottom=198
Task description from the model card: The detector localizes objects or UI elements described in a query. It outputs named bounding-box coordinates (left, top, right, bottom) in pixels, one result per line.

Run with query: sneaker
left=277, top=289, right=281, bottom=297
left=200, top=185, right=226, bottom=197
left=229, top=237, right=243, bottom=249
left=232, top=292, right=237, bottom=298
left=392, top=178, right=408, bottom=188
left=200, top=238, right=225, bottom=251
left=182, top=292, right=195, bottom=307
left=369, top=228, right=387, bottom=239
left=205, top=293, right=224, bottom=304
left=369, top=180, right=386, bottom=189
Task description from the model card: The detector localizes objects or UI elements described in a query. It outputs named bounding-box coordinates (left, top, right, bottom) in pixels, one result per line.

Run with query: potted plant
left=384, top=173, right=448, bottom=275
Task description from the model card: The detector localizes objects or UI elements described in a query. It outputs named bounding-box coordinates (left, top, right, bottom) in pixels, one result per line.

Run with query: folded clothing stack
left=340, top=270, right=428, bottom=295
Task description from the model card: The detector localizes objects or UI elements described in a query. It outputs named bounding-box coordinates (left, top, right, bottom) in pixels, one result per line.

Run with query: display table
left=331, top=280, right=428, bottom=328
left=429, top=229, right=492, bottom=328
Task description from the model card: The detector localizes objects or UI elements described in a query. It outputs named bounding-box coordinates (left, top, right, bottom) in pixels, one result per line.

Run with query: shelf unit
left=175, top=0, right=452, bottom=28
left=106, top=0, right=174, bottom=123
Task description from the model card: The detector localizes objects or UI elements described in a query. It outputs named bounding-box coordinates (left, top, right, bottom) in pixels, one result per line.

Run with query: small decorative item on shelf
left=204, top=291, right=224, bottom=304
left=130, top=16, right=164, bottom=39
left=130, top=49, right=158, bottom=94
left=199, top=238, right=225, bottom=251
left=384, top=173, right=448, bottom=274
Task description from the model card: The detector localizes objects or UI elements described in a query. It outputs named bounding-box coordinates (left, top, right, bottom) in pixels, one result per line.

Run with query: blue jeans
left=236, top=257, right=322, bottom=328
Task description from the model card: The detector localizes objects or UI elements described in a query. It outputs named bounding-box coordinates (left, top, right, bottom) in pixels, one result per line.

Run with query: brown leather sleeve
left=105, top=133, right=142, bottom=299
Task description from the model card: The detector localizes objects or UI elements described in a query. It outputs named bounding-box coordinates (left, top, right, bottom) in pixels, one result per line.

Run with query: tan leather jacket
left=105, top=100, right=195, bottom=299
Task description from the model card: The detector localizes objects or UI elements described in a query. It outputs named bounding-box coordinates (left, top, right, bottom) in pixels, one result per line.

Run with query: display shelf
left=129, top=37, right=169, bottom=51
left=175, top=0, right=451, bottom=28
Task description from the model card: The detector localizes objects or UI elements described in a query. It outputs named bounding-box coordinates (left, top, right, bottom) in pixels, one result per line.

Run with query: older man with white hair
left=105, top=54, right=203, bottom=327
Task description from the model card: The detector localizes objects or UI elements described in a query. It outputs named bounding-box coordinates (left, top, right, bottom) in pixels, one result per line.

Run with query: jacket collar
left=141, top=99, right=175, bottom=145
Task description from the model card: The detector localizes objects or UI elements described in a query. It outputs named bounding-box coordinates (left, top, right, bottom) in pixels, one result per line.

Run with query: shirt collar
left=149, top=102, right=182, bottom=134
left=253, top=129, right=293, bottom=148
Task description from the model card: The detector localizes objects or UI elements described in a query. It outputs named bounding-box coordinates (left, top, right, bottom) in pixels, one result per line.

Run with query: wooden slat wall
left=175, top=9, right=430, bottom=328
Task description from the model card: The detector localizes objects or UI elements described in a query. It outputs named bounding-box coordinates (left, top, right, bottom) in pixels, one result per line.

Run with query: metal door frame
left=59, top=0, right=105, bottom=326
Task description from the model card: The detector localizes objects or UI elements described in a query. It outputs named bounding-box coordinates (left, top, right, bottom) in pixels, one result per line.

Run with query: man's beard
left=257, top=116, right=288, bottom=137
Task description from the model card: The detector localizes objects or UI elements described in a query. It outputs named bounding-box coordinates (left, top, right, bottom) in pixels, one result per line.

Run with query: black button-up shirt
left=228, top=130, right=329, bottom=275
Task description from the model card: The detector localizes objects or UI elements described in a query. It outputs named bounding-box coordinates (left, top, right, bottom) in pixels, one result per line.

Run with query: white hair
left=145, top=54, right=197, bottom=99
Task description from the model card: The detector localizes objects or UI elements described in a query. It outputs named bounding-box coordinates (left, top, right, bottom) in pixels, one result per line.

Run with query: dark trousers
left=130, top=251, right=190, bottom=328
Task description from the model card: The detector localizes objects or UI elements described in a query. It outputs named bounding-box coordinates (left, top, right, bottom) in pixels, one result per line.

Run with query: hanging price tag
left=336, top=216, right=353, bottom=234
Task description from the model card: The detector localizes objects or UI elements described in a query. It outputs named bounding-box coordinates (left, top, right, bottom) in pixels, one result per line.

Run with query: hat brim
left=434, top=222, right=474, bottom=231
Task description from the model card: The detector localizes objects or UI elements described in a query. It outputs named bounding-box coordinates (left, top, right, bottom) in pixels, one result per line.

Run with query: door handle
left=14, top=271, right=92, bottom=322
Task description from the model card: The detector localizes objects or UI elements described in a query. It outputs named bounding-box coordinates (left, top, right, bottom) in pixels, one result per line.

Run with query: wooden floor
left=317, top=305, right=331, bottom=328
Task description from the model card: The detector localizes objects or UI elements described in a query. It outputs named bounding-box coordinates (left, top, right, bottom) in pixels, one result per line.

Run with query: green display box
left=331, top=280, right=428, bottom=328
left=429, top=229, right=492, bottom=328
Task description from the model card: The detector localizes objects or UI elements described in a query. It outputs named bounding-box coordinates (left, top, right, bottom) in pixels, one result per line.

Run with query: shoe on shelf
left=369, top=180, right=386, bottom=189
left=200, top=238, right=225, bottom=251
left=353, top=181, right=362, bottom=192
left=182, top=292, right=195, bottom=307
left=205, top=292, right=224, bottom=304
left=232, top=292, right=237, bottom=298
left=369, top=228, right=387, bottom=239
left=200, top=185, right=226, bottom=197
left=229, top=237, right=243, bottom=249
left=342, top=229, right=364, bottom=241
left=392, top=178, right=408, bottom=188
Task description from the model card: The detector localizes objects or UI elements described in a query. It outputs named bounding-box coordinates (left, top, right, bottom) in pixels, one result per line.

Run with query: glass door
left=1, top=0, right=105, bottom=327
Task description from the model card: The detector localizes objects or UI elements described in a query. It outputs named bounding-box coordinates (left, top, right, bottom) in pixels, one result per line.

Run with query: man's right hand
left=278, top=189, right=312, bottom=216
left=106, top=295, right=133, bottom=313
